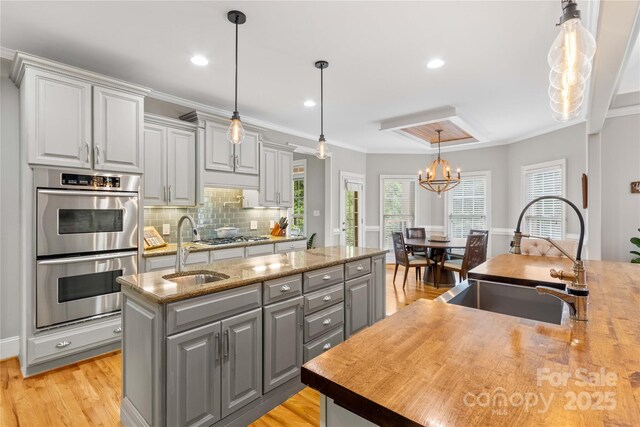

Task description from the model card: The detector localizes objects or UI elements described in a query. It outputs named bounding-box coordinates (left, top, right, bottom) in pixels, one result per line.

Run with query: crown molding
left=144, top=112, right=198, bottom=131
left=606, top=103, right=640, bottom=118
left=0, top=46, right=16, bottom=60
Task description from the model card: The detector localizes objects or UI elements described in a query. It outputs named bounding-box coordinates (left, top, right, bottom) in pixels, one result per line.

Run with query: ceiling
left=0, top=1, right=601, bottom=153
left=617, top=33, right=640, bottom=94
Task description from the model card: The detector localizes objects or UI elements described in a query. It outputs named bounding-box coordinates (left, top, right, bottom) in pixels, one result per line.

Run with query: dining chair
left=435, top=233, right=488, bottom=288
left=405, top=227, right=427, bottom=257
left=449, top=229, right=489, bottom=259
left=392, top=232, right=431, bottom=290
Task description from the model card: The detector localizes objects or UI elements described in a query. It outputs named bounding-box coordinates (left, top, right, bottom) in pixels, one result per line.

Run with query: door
left=371, top=255, right=386, bottom=322
left=26, top=68, right=92, bottom=169
left=345, top=275, right=373, bottom=339
left=263, top=297, right=303, bottom=393
left=143, top=124, right=167, bottom=206
left=167, top=128, right=196, bottom=206
left=204, top=122, right=234, bottom=172
left=259, top=146, right=278, bottom=207
left=277, top=150, right=293, bottom=207
left=340, top=173, right=365, bottom=246
left=221, top=308, right=262, bottom=418
left=93, top=86, right=144, bottom=173
left=234, top=131, right=259, bottom=175
left=167, top=322, right=222, bottom=427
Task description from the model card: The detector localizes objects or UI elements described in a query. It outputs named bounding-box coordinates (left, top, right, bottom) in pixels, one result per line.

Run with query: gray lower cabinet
left=345, top=274, right=373, bottom=339
left=371, top=255, right=387, bottom=322
left=263, top=297, right=304, bottom=393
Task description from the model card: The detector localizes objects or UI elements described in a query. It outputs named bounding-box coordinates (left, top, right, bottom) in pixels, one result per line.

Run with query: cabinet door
left=26, top=68, right=92, bottom=168
left=204, top=122, right=234, bottom=172
left=143, top=124, right=167, bottom=206
left=234, top=132, right=259, bottom=175
left=277, top=150, right=293, bottom=207
left=371, top=255, right=386, bottom=323
left=259, top=146, right=278, bottom=207
left=167, top=128, right=196, bottom=206
left=93, top=86, right=144, bottom=173
left=221, top=308, right=262, bottom=418
left=167, top=322, right=222, bottom=427
left=345, top=275, right=373, bottom=339
left=263, top=297, right=303, bottom=393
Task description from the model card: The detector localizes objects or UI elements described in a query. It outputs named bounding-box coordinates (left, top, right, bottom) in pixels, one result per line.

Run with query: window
left=344, top=181, right=363, bottom=246
left=380, top=176, right=416, bottom=251
left=522, top=160, right=565, bottom=240
left=446, top=173, right=489, bottom=239
left=291, top=161, right=306, bottom=236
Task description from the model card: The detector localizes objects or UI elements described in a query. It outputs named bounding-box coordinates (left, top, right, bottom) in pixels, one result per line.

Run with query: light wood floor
left=0, top=265, right=447, bottom=427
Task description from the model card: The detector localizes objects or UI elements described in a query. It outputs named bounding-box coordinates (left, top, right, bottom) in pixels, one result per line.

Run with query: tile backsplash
left=144, top=188, right=286, bottom=243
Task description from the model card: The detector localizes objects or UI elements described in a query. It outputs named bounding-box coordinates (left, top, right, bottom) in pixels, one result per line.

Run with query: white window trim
left=379, top=174, right=419, bottom=250
left=339, top=171, right=366, bottom=247
left=291, top=159, right=307, bottom=237
left=521, top=158, right=567, bottom=239
left=443, top=170, right=492, bottom=253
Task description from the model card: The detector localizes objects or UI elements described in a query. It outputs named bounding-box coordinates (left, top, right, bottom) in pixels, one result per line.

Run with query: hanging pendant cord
left=320, top=66, right=324, bottom=136
left=437, top=130, right=442, bottom=160
left=234, top=18, right=239, bottom=113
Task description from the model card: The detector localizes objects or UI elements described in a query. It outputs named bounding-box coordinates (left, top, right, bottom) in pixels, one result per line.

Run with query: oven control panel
left=61, top=173, right=121, bottom=188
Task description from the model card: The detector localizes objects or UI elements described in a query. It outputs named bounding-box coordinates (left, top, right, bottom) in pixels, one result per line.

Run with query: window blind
left=382, top=178, right=415, bottom=250
left=524, top=166, right=563, bottom=239
left=448, top=176, right=487, bottom=239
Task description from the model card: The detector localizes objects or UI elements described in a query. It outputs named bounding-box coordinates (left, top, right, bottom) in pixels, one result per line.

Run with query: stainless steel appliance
left=35, top=169, right=140, bottom=329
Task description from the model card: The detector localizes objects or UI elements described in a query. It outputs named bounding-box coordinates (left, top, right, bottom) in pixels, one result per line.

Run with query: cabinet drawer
left=263, top=275, right=302, bottom=305
left=210, top=247, right=244, bottom=262
left=345, top=258, right=371, bottom=280
left=303, top=327, right=344, bottom=362
left=275, top=240, right=306, bottom=253
left=303, top=265, right=344, bottom=293
left=304, top=283, right=344, bottom=315
left=166, top=283, right=261, bottom=335
left=144, top=254, right=174, bottom=272
left=185, top=251, right=209, bottom=265
left=27, top=317, right=121, bottom=365
left=304, top=303, right=344, bottom=343
left=245, top=244, right=275, bottom=258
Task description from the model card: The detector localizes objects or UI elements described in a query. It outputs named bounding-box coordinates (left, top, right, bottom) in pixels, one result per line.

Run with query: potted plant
left=631, top=229, right=640, bottom=264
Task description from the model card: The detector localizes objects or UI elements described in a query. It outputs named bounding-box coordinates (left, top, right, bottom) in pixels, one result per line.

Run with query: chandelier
left=418, top=129, right=461, bottom=197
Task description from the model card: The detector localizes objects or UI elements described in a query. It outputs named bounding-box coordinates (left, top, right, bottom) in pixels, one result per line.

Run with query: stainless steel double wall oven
left=35, top=169, right=140, bottom=329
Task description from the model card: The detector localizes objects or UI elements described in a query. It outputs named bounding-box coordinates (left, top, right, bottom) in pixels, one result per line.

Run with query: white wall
left=293, top=152, right=325, bottom=247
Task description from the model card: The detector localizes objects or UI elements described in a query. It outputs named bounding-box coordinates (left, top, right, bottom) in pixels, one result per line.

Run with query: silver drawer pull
left=322, top=275, right=331, bottom=280
left=356, top=265, right=364, bottom=271
left=290, top=244, right=294, bottom=248
left=322, top=343, right=332, bottom=350
left=280, top=285, right=291, bottom=292
left=55, top=341, right=71, bottom=348
left=113, top=327, right=122, bottom=334
left=323, top=295, right=332, bottom=301
left=322, top=318, right=332, bottom=325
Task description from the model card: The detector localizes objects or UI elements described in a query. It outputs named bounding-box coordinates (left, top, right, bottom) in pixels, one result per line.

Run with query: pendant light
left=227, top=10, right=247, bottom=144
left=418, top=130, right=461, bottom=197
left=548, top=0, right=596, bottom=122
left=315, top=60, right=329, bottom=160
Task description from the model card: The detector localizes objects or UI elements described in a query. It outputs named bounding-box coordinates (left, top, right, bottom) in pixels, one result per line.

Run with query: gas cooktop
left=201, top=236, right=270, bottom=246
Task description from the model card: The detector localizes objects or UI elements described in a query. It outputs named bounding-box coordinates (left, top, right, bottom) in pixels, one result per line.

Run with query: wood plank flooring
left=0, top=265, right=447, bottom=427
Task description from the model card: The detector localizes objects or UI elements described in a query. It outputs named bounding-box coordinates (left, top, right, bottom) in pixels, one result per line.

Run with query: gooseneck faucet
left=175, top=215, right=201, bottom=273
left=511, top=196, right=588, bottom=321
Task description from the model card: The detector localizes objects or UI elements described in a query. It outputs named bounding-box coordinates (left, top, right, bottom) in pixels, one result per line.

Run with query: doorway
left=340, top=172, right=365, bottom=247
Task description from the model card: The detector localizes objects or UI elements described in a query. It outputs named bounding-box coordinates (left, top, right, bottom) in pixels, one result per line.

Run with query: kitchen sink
left=435, top=279, right=565, bottom=325
left=162, top=270, right=230, bottom=286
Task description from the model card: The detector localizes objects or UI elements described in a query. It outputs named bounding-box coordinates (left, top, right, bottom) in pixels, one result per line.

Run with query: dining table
left=404, top=237, right=467, bottom=286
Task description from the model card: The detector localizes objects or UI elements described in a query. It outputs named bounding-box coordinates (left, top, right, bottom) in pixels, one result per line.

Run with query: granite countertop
left=143, top=235, right=307, bottom=258
left=302, top=254, right=640, bottom=426
left=119, top=246, right=388, bottom=304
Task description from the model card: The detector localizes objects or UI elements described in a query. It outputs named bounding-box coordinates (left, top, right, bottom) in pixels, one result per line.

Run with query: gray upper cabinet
left=143, top=124, right=167, bottom=205
left=221, top=308, right=262, bottom=418
left=260, top=141, right=295, bottom=208
left=167, top=128, right=196, bottom=205
left=235, top=132, right=260, bottom=175
left=371, top=255, right=387, bottom=322
left=345, top=274, right=373, bottom=339
left=263, top=297, right=303, bottom=393
left=93, top=86, right=144, bottom=173
left=202, top=121, right=259, bottom=175
left=277, top=150, right=293, bottom=207
left=167, top=322, right=222, bottom=427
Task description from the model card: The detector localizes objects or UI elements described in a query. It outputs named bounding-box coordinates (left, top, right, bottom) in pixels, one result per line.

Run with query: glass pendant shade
left=316, top=136, right=328, bottom=160
left=227, top=116, right=245, bottom=145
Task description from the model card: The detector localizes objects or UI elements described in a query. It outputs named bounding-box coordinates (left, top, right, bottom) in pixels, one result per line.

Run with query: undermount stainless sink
left=162, top=270, right=230, bottom=286
left=436, top=279, right=565, bottom=325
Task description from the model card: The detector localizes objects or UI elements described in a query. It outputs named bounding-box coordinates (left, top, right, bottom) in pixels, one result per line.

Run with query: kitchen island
left=116, top=246, right=387, bottom=427
left=302, top=254, right=640, bottom=426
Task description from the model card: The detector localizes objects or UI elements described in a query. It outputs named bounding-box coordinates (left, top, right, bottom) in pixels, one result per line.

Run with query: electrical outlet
left=313, top=210, right=321, bottom=217
left=250, top=221, right=258, bottom=230
left=162, top=224, right=170, bottom=235
left=269, top=220, right=275, bottom=228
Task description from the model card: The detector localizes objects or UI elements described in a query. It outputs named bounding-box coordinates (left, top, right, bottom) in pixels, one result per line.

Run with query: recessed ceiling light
left=304, top=100, right=316, bottom=107
left=427, top=58, right=445, bottom=69
left=190, top=55, right=209, bottom=66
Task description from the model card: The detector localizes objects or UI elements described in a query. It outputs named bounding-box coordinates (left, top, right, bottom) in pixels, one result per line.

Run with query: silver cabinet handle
left=357, top=265, right=364, bottom=271
left=85, top=141, right=90, bottom=163
left=235, top=155, right=239, bottom=169
left=299, top=305, right=304, bottom=327
left=113, top=327, right=122, bottom=334
left=280, top=285, right=291, bottom=292
left=322, top=343, right=331, bottom=351
left=323, top=295, right=332, bottom=301
left=94, top=145, right=100, bottom=164
left=224, top=329, right=229, bottom=359
left=215, top=332, right=221, bottom=362
left=322, top=275, right=331, bottom=280
left=323, top=318, right=332, bottom=325
left=168, top=185, right=172, bottom=202
left=163, top=186, right=167, bottom=202
left=55, top=341, right=71, bottom=348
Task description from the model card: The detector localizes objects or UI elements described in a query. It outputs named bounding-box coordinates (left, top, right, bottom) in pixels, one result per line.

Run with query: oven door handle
left=37, top=251, right=138, bottom=265
left=37, top=189, right=138, bottom=198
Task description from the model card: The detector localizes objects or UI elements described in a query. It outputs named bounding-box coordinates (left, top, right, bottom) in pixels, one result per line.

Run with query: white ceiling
left=0, top=1, right=598, bottom=153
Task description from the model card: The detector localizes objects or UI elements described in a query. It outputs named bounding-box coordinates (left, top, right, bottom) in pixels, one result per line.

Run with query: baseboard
left=0, top=336, right=19, bottom=361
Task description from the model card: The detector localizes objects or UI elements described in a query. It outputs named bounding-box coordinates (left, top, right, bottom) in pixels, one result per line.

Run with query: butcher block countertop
left=118, top=246, right=387, bottom=304
left=301, top=255, right=640, bottom=426
left=143, top=235, right=306, bottom=258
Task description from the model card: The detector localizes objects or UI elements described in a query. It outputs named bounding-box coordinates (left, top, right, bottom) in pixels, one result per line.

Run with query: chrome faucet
left=511, top=196, right=588, bottom=321
left=176, top=215, right=200, bottom=273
